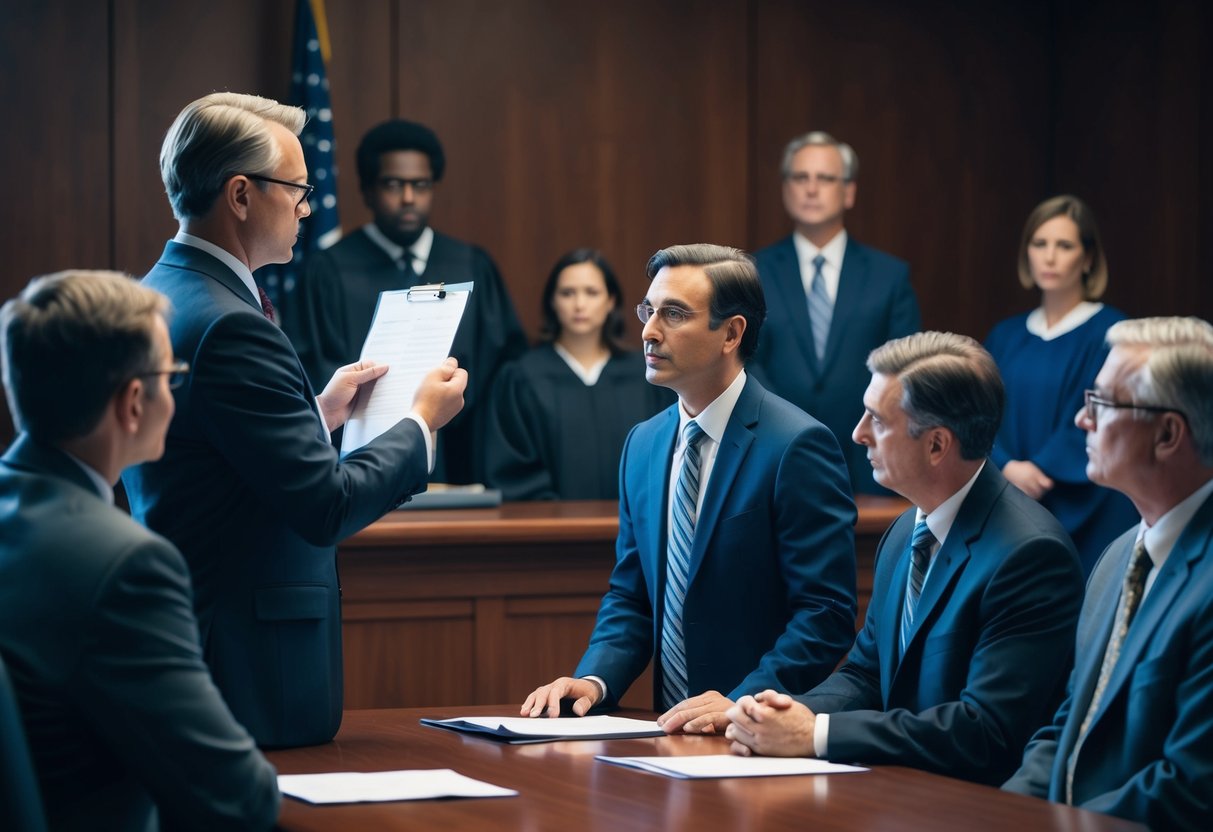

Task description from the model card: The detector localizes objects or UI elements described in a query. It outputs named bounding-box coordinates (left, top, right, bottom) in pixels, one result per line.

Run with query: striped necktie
left=807, top=253, right=831, bottom=361
left=899, top=518, right=936, bottom=654
left=660, top=420, right=706, bottom=710
left=256, top=285, right=276, bottom=323
left=1066, top=539, right=1152, bottom=803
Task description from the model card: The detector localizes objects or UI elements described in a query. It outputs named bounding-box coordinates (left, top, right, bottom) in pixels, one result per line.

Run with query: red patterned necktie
left=256, top=285, right=276, bottom=322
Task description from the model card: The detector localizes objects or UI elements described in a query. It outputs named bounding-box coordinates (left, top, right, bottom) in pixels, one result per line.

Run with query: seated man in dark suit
left=0, top=270, right=279, bottom=831
left=1005, top=317, right=1213, bottom=829
left=726, top=332, right=1084, bottom=785
left=522, top=244, right=857, bottom=731
left=284, top=119, right=527, bottom=483
left=751, top=131, right=920, bottom=495
left=122, top=93, right=468, bottom=749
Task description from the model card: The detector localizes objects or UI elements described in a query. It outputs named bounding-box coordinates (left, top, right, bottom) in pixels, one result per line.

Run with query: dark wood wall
left=2, top=0, right=1209, bottom=440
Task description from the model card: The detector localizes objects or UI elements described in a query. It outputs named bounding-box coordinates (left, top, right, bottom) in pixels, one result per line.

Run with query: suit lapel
left=159, top=240, right=264, bottom=316
left=647, top=408, right=679, bottom=608
left=687, top=377, right=759, bottom=583
left=879, top=511, right=916, bottom=694
left=767, top=238, right=821, bottom=376
left=825, top=239, right=865, bottom=367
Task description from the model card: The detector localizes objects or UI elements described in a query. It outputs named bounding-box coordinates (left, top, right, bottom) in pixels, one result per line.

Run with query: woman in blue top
left=985, top=195, right=1137, bottom=574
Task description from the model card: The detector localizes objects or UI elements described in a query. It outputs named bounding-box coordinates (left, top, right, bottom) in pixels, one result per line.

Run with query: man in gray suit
left=0, top=271, right=279, bottom=831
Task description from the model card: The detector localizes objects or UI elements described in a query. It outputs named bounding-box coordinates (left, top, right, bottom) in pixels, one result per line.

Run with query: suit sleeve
left=74, top=540, right=279, bottom=831
left=574, top=426, right=656, bottom=704
left=484, top=359, right=558, bottom=500
left=825, top=530, right=1082, bottom=783
left=191, top=311, right=428, bottom=546
left=1002, top=675, right=1071, bottom=798
left=729, top=422, right=858, bottom=698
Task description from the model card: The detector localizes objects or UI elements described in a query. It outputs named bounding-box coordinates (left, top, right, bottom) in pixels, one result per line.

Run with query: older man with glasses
left=521, top=244, right=857, bottom=734
left=1005, top=316, right=1213, bottom=829
left=122, top=93, right=469, bottom=749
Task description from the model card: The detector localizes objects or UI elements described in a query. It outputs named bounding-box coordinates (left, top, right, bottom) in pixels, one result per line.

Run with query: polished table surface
left=267, top=706, right=1145, bottom=831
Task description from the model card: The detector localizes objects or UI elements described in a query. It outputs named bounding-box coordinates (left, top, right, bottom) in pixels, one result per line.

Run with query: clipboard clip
left=407, top=283, right=447, bottom=301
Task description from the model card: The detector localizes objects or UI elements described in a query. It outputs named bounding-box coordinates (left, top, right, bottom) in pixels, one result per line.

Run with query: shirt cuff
left=315, top=398, right=331, bottom=438
left=582, top=675, right=608, bottom=705
left=405, top=413, right=435, bottom=473
left=813, top=712, right=830, bottom=758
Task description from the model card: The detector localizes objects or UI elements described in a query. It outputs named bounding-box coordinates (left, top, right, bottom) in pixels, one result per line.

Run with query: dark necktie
left=899, top=518, right=936, bottom=654
left=1066, top=539, right=1152, bottom=803
left=807, top=253, right=831, bottom=361
left=256, top=285, right=276, bottom=323
left=660, top=420, right=706, bottom=710
left=399, top=251, right=418, bottom=286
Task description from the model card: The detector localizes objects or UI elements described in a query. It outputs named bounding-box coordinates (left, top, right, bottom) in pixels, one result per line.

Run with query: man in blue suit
left=725, top=332, right=1083, bottom=785
left=122, top=93, right=468, bottom=749
left=1, top=271, right=279, bottom=830
left=1004, top=317, right=1213, bottom=828
left=522, top=244, right=857, bottom=732
left=752, top=131, right=920, bottom=495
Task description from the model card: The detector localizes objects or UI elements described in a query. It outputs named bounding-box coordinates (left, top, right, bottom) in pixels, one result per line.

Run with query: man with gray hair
left=727, top=332, right=1083, bottom=786
left=122, top=93, right=468, bottom=748
left=752, top=131, right=920, bottom=495
left=1005, top=317, right=1213, bottom=828
left=1, top=271, right=278, bottom=830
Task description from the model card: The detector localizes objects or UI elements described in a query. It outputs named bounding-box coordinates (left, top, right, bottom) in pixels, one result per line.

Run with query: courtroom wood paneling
left=749, top=0, right=1054, bottom=341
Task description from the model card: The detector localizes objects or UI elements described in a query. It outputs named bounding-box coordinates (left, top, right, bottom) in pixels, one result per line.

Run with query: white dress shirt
left=793, top=229, right=848, bottom=304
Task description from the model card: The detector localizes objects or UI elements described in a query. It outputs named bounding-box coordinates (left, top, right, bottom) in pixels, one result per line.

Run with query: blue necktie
left=899, top=518, right=935, bottom=654
left=661, top=420, right=706, bottom=710
left=807, top=253, right=831, bottom=361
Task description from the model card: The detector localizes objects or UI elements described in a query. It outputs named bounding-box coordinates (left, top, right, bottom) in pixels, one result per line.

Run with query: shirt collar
left=916, top=461, right=986, bottom=549
left=363, top=223, right=434, bottom=275
left=172, top=230, right=259, bottom=306
left=1025, top=301, right=1104, bottom=341
left=792, top=228, right=848, bottom=269
left=61, top=451, right=114, bottom=506
left=553, top=342, right=609, bottom=385
left=1140, top=476, right=1213, bottom=573
left=677, top=369, right=747, bottom=447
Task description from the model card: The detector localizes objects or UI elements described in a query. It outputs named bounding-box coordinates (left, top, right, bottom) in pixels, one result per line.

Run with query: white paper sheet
left=278, top=768, right=517, bottom=804
left=340, top=283, right=471, bottom=454
left=420, top=714, right=664, bottom=742
left=595, top=754, right=868, bottom=779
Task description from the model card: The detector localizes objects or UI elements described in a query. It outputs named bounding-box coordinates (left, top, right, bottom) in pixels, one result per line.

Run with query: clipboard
left=340, top=281, right=472, bottom=454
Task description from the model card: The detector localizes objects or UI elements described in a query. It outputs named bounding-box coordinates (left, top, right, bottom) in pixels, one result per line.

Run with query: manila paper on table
left=340, top=282, right=471, bottom=455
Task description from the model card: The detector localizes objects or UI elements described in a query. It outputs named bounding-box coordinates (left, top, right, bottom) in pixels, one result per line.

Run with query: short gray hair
left=780, top=131, right=858, bottom=181
left=160, top=92, right=306, bottom=220
left=867, top=332, right=1004, bottom=460
left=1, top=271, right=168, bottom=442
left=1106, top=317, right=1213, bottom=465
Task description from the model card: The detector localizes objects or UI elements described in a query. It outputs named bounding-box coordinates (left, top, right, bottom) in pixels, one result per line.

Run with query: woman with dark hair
left=486, top=249, right=673, bottom=500
left=985, top=195, right=1136, bottom=573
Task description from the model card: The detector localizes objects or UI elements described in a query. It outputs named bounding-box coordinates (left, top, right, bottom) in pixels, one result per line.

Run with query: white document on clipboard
left=340, top=282, right=471, bottom=455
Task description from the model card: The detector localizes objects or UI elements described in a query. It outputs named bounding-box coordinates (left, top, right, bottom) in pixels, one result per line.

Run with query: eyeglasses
left=138, top=360, right=191, bottom=390
left=1083, top=389, right=1187, bottom=426
left=377, top=177, right=434, bottom=195
left=243, top=173, right=315, bottom=208
left=635, top=303, right=705, bottom=328
left=784, top=172, right=848, bottom=187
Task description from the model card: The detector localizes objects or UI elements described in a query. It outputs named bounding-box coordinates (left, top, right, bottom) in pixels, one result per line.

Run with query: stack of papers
left=278, top=769, right=517, bottom=804
left=420, top=715, right=665, bottom=744
left=596, top=754, right=868, bottom=779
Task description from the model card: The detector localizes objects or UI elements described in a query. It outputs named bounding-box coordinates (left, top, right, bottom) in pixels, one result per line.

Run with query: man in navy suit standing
left=1004, top=317, right=1213, bottom=828
left=752, top=132, right=920, bottom=494
left=522, top=244, right=857, bottom=733
left=725, top=332, right=1083, bottom=785
left=122, top=93, right=468, bottom=749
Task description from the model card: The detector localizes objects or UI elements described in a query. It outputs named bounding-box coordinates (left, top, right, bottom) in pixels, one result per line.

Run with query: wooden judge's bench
left=337, top=497, right=907, bottom=711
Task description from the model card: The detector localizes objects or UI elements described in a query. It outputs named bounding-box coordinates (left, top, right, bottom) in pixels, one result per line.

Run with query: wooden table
left=337, top=498, right=908, bottom=710
left=268, top=705, right=1145, bottom=831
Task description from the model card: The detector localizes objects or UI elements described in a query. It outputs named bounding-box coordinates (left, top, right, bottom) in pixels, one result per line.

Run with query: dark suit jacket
left=752, top=235, right=920, bottom=495
left=284, top=227, right=527, bottom=483
left=122, top=240, right=430, bottom=748
left=801, top=463, right=1083, bottom=785
left=0, top=436, right=279, bottom=831
left=1005, top=492, right=1213, bottom=829
left=575, top=375, right=858, bottom=707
